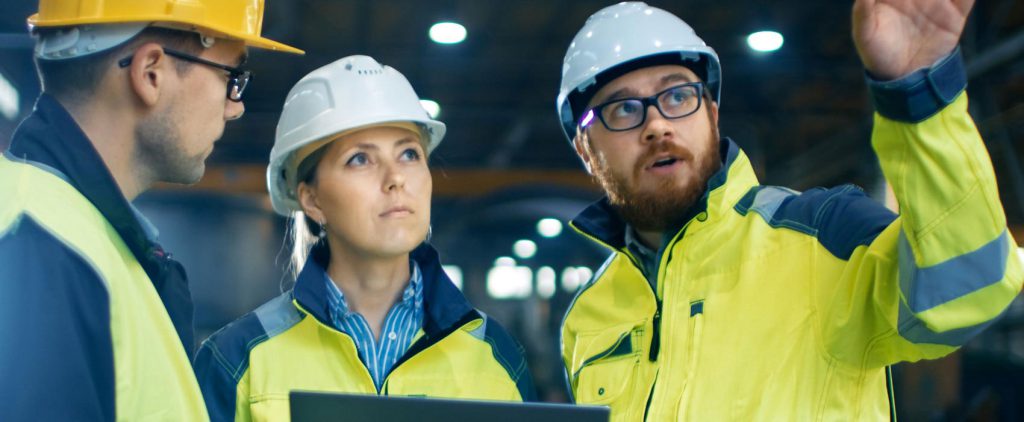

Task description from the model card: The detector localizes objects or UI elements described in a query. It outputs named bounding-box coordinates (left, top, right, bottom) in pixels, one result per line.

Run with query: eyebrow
left=351, top=136, right=419, bottom=152
left=596, top=72, right=698, bottom=104
left=599, top=87, right=640, bottom=104
left=661, top=72, right=696, bottom=85
left=234, top=52, right=248, bottom=67
left=393, top=137, right=419, bottom=148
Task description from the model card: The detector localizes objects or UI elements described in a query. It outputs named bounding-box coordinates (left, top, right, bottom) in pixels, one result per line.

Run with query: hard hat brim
left=28, top=13, right=304, bottom=55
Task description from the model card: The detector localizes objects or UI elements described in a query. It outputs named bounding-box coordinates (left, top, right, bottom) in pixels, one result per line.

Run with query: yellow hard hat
left=28, top=0, right=303, bottom=55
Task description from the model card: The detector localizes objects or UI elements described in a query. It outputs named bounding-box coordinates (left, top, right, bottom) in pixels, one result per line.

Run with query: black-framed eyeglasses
left=580, top=82, right=705, bottom=132
left=118, top=47, right=251, bottom=102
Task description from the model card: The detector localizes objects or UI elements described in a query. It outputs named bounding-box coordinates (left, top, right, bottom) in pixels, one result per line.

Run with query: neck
left=59, top=95, right=147, bottom=201
left=325, top=240, right=411, bottom=327
left=635, top=228, right=663, bottom=250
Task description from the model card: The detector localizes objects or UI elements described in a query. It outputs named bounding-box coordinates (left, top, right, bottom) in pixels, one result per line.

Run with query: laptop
left=290, top=391, right=610, bottom=422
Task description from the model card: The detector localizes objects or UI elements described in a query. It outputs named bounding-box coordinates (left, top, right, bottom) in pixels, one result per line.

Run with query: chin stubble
left=135, top=111, right=206, bottom=185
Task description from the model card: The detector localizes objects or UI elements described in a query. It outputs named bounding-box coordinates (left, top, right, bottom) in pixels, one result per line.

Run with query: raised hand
left=852, top=0, right=974, bottom=80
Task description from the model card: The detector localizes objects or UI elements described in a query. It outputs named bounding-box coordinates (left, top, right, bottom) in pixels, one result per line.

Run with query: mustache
left=633, top=143, right=695, bottom=174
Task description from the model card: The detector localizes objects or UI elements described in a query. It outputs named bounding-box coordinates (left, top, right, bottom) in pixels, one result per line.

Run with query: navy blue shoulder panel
left=193, top=291, right=303, bottom=422
left=735, top=184, right=897, bottom=260
left=0, top=215, right=114, bottom=421
left=481, top=316, right=538, bottom=402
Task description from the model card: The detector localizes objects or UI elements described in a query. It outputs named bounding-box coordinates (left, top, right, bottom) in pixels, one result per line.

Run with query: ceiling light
left=429, top=22, right=467, bottom=44
left=747, top=30, right=784, bottom=52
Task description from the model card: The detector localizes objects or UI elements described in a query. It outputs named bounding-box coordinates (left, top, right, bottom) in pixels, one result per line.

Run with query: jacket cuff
left=867, top=46, right=966, bottom=123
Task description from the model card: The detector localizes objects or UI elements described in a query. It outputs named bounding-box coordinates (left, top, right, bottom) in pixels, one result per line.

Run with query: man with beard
left=556, top=1, right=1022, bottom=420
left=0, top=1, right=301, bottom=420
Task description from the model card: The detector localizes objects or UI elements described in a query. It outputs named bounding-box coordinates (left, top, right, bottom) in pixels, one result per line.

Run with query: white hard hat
left=267, top=55, right=446, bottom=215
left=556, top=2, right=722, bottom=141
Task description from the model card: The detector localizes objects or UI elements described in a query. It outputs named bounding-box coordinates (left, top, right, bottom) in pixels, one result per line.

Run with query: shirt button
left=388, top=332, right=397, bottom=341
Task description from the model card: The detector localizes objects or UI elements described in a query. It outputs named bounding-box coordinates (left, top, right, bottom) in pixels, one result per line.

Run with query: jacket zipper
left=380, top=313, right=481, bottom=394
left=642, top=222, right=693, bottom=420
left=648, top=305, right=662, bottom=361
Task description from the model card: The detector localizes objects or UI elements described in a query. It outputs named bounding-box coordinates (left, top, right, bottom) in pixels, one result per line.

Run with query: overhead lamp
left=747, top=30, right=784, bottom=52
left=429, top=22, right=467, bottom=44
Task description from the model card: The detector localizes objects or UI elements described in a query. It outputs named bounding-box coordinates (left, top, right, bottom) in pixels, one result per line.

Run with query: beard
left=135, top=108, right=208, bottom=185
left=588, top=128, right=722, bottom=233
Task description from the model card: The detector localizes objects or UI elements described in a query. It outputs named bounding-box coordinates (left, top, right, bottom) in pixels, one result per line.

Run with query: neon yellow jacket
left=194, top=244, right=536, bottom=422
left=561, top=51, right=1022, bottom=421
left=1, top=95, right=206, bottom=420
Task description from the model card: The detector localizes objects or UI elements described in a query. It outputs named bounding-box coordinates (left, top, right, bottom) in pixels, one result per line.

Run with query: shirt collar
left=295, top=242, right=477, bottom=337
left=324, top=260, right=423, bottom=321
left=130, top=203, right=161, bottom=243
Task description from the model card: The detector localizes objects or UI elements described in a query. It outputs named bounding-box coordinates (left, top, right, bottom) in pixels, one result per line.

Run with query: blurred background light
left=537, top=218, right=563, bottom=238
left=420, top=99, right=441, bottom=119
left=487, top=265, right=532, bottom=299
left=494, top=256, right=516, bottom=267
left=536, top=266, right=556, bottom=299
left=513, top=239, right=537, bottom=259
left=442, top=264, right=463, bottom=290
left=0, top=72, right=19, bottom=120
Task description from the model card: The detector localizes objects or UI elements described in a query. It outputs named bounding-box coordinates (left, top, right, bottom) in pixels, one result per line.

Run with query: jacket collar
left=570, top=137, right=759, bottom=251
left=293, top=242, right=477, bottom=337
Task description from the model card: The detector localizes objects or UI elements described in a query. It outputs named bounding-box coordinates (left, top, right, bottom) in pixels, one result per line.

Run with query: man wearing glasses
left=0, top=1, right=301, bottom=420
left=557, top=1, right=1021, bottom=420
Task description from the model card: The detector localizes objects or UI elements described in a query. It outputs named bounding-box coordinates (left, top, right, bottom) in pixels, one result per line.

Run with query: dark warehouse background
left=1, top=1, right=1023, bottom=420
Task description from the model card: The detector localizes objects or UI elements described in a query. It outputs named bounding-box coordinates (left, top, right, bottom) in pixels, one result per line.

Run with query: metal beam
left=967, top=29, right=1024, bottom=78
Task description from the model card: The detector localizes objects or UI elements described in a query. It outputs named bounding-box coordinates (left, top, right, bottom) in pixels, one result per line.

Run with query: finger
left=852, top=0, right=875, bottom=20
left=851, top=0, right=875, bottom=33
left=953, top=0, right=975, bottom=16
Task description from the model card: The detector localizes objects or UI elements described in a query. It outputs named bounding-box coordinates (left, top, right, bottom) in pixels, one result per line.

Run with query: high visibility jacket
left=194, top=243, right=536, bottom=422
left=561, top=51, right=1023, bottom=421
left=0, top=95, right=206, bottom=420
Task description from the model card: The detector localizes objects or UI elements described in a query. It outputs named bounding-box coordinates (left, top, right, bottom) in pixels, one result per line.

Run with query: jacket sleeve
left=0, top=216, right=115, bottom=421
left=194, top=339, right=251, bottom=422
left=481, top=316, right=538, bottom=402
left=817, top=48, right=1023, bottom=368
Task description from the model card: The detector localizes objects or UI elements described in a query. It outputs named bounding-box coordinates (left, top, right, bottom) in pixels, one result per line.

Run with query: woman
left=193, top=55, right=536, bottom=421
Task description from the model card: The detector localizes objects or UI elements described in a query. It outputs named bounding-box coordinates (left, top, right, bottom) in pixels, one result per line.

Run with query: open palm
left=853, top=0, right=974, bottom=80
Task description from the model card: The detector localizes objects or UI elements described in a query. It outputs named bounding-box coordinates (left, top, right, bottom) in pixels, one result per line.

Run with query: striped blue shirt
left=324, top=261, right=424, bottom=391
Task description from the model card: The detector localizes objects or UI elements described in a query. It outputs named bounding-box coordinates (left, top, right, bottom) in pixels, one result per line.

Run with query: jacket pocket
left=572, top=325, right=642, bottom=406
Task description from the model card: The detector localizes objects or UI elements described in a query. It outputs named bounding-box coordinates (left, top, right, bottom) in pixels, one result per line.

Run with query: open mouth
left=651, top=157, right=679, bottom=168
